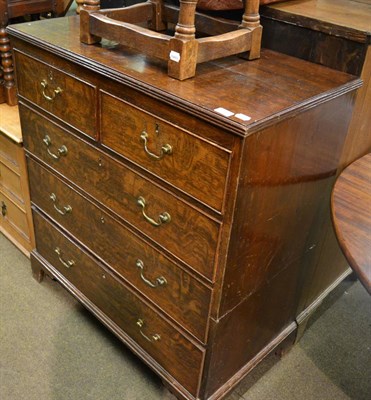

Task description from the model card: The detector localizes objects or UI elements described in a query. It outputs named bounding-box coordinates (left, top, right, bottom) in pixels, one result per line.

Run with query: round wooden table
left=332, top=153, right=371, bottom=294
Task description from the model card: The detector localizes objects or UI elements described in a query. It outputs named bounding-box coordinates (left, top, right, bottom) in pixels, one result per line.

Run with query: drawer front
left=14, top=51, right=97, bottom=139
left=101, top=91, right=230, bottom=212
left=0, top=191, right=29, bottom=239
left=28, top=157, right=211, bottom=342
left=33, top=210, right=205, bottom=396
left=21, top=105, right=219, bottom=281
left=0, top=162, right=23, bottom=206
left=0, top=135, right=20, bottom=173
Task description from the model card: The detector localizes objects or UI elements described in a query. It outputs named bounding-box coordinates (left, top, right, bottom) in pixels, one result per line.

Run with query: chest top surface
left=8, top=16, right=360, bottom=136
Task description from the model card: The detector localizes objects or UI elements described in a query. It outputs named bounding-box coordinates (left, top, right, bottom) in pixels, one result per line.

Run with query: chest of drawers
left=8, top=16, right=361, bottom=400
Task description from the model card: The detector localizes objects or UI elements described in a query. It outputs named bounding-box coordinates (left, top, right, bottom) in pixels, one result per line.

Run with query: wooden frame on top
left=80, top=0, right=262, bottom=80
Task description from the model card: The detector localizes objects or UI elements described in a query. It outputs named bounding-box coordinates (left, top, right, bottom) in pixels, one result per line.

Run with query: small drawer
left=33, top=210, right=205, bottom=397
left=28, top=157, right=212, bottom=342
left=101, top=91, right=230, bottom=212
left=0, top=134, right=20, bottom=173
left=21, top=104, right=219, bottom=281
left=0, top=191, right=30, bottom=240
left=14, top=50, right=97, bottom=139
left=0, top=162, right=24, bottom=206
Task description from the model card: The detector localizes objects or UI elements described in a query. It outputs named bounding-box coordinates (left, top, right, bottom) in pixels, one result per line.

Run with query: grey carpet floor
left=0, top=233, right=370, bottom=400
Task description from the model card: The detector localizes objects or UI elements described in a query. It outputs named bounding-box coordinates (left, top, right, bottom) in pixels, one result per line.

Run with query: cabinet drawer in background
left=0, top=162, right=23, bottom=206
left=14, top=50, right=97, bottom=139
left=0, top=191, right=30, bottom=240
left=0, top=135, right=20, bottom=173
left=21, top=104, right=220, bottom=281
left=101, top=91, right=230, bottom=212
left=33, top=210, right=205, bottom=397
left=28, top=158, right=212, bottom=342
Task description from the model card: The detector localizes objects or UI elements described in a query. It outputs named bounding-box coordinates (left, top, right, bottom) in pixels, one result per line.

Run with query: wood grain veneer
left=28, top=156, right=212, bottom=342
left=7, top=15, right=362, bottom=400
left=0, top=0, right=73, bottom=106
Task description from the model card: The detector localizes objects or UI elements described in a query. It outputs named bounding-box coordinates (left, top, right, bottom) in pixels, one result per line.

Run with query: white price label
left=214, top=107, right=234, bottom=117
left=169, top=51, right=181, bottom=63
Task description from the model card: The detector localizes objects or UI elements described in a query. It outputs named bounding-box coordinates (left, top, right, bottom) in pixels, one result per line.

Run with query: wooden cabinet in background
left=0, top=104, right=35, bottom=256
left=261, top=0, right=370, bottom=166
left=261, top=0, right=371, bottom=333
left=8, top=15, right=361, bottom=400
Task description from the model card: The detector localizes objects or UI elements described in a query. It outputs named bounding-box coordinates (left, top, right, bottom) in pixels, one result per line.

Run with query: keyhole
left=1, top=201, right=7, bottom=217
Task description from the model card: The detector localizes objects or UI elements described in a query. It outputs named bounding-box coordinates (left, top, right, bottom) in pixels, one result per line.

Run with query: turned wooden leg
left=76, top=0, right=100, bottom=14
left=240, top=0, right=262, bottom=60
left=168, top=0, right=198, bottom=80
left=0, top=68, right=5, bottom=104
left=0, top=21, right=17, bottom=106
left=80, top=1, right=101, bottom=44
left=241, top=0, right=260, bottom=29
left=149, top=0, right=166, bottom=31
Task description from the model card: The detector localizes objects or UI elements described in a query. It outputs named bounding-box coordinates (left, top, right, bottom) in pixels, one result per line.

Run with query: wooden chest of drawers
left=0, top=104, right=35, bottom=256
left=8, top=16, right=361, bottom=400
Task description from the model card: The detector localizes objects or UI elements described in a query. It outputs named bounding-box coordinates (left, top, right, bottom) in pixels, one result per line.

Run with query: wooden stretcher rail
left=80, top=0, right=262, bottom=80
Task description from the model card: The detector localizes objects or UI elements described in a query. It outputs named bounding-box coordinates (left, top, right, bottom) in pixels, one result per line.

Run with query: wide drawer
left=14, top=50, right=97, bottom=139
left=32, top=210, right=205, bottom=397
left=100, top=91, right=230, bottom=212
left=28, top=157, right=211, bottom=342
left=21, top=104, right=219, bottom=281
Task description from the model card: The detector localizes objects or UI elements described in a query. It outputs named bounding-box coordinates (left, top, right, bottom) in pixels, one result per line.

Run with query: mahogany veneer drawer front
left=20, top=105, right=219, bottom=281
left=15, top=51, right=97, bottom=139
left=8, top=16, right=362, bottom=400
left=101, top=91, right=230, bottom=212
left=27, top=157, right=212, bottom=342
left=32, top=210, right=205, bottom=396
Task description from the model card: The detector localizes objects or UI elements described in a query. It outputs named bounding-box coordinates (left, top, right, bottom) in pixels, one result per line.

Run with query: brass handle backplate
left=55, top=247, right=75, bottom=269
left=41, top=79, right=62, bottom=101
left=136, top=319, right=161, bottom=343
left=137, top=196, right=171, bottom=227
left=43, top=135, right=68, bottom=160
left=136, top=259, right=167, bottom=288
left=140, top=127, right=172, bottom=160
left=50, top=193, right=72, bottom=215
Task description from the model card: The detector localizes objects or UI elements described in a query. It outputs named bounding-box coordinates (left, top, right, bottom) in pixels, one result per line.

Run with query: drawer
left=14, top=50, right=97, bottom=139
left=0, top=162, right=24, bottom=206
left=0, top=191, right=30, bottom=240
left=28, top=157, right=212, bottom=342
left=33, top=210, right=205, bottom=397
left=0, top=134, right=20, bottom=173
left=101, top=91, right=230, bottom=212
left=21, top=105, right=220, bottom=281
